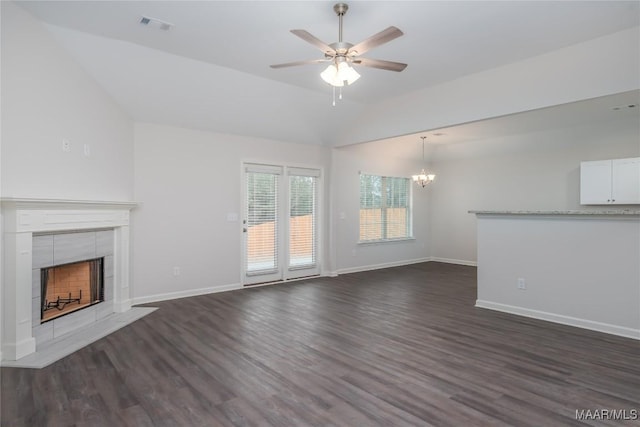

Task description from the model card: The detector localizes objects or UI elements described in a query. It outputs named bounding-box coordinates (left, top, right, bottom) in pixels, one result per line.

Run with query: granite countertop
left=469, top=210, right=640, bottom=215
left=0, top=197, right=138, bottom=208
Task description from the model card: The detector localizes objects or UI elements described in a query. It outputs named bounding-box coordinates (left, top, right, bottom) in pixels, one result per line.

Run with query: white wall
left=0, top=0, right=4, bottom=366
left=131, top=123, right=331, bottom=303
left=476, top=214, right=640, bottom=339
left=132, top=123, right=434, bottom=301
left=1, top=1, right=134, bottom=363
left=339, top=26, right=640, bottom=146
left=429, top=115, right=640, bottom=263
left=0, top=2, right=134, bottom=200
left=331, top=141, right=430, bottom=274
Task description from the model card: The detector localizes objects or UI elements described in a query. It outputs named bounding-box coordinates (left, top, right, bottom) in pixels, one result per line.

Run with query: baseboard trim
left=130, top=259, right=476, bottom=305
left=336, top=257, right=477, bottom=275
left=476, top=300, right=640, bottom=340
left=337, top=257, right=431, bottom=275
left=429, top=257, right=477, bottom=267
left=132, top=283, right=242, bottom=305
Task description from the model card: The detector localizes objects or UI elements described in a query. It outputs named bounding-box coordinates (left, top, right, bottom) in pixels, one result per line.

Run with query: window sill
left=358, top=237, right=416, bottom=246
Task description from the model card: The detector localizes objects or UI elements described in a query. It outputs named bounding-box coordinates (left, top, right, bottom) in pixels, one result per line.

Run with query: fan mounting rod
left=334, top=3, right=348, bottom=43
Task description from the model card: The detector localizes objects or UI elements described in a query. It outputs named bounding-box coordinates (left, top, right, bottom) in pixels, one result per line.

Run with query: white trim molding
left=132, top=283, right=242, bottom=306
left=335, top=257, right=476, bottom=276
left=1, top=198, right=137, bottom=361
left=429, top=257, right=477, bottom=267
left=476, top=300, right=640, bottom=340
left=337, top=257, right=431, bottom=275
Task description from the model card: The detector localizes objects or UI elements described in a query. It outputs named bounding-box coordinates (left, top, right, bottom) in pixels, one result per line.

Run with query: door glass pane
left=289, top=175, right=316, bottom=268
left=246, top=172, right=278, bottom=273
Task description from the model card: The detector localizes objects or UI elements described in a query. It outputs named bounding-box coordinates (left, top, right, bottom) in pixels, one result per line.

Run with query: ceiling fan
left=270, top=3, right=407, bottom=88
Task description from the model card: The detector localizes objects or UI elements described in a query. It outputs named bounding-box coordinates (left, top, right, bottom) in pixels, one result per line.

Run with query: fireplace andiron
left=44, top=290, right=82, bottom=312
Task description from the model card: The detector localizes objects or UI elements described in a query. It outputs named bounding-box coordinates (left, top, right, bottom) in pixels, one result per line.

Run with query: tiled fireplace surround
left=2, top=199, right=137, bottom=361
left=32, top=230, right=114, bottom=345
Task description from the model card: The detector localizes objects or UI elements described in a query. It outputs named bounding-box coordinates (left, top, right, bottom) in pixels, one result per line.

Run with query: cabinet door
left=612, top=157, right=640, bottom=204
left=580, top=160, right=612, bottom=204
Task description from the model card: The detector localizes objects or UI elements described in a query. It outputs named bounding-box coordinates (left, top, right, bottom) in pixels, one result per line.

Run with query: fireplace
left=1, top=198, right=136, bottom=362
left=41, top=258, right=104, bottom=323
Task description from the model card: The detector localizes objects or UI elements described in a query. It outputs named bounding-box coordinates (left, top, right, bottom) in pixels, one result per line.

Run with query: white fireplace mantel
left=1, top=198, right=138, bottom=361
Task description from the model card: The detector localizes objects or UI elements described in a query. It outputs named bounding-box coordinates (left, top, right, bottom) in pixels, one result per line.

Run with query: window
left=359, top=174, right=412, bottom=242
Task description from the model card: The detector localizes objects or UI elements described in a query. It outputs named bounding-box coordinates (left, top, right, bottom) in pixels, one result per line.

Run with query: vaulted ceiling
left=15, top=1, right=640, bottom=146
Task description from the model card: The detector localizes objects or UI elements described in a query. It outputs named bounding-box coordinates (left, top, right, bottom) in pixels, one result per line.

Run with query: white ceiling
left=15, top=1, right=640, bottom=146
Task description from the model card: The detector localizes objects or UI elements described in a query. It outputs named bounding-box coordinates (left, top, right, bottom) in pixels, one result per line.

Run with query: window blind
left=289, top=173, right=318, bottom=269
left=359, top=174, right=411, bottom=242
left=246, top=171, right=279, bottom=274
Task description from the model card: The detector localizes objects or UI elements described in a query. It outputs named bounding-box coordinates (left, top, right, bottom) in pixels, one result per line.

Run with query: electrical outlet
left=62, top=139, right=71, bottom=152
left=173, top=267, right=181, bottom=276
left=517, top=278, right=526, bottom=290
left=83, top=144, right=91, bottom=157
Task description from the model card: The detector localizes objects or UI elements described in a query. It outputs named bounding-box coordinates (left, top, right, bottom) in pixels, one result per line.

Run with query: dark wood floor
left=2, top=262, right=639, bottom=426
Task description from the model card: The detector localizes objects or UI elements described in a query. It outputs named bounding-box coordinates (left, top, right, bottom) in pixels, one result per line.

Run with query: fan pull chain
left=331, top=87, right=346, bottom=106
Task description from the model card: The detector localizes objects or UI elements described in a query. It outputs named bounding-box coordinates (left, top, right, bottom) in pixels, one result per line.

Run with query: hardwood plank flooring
left=2, top=262, right=639, bottom=426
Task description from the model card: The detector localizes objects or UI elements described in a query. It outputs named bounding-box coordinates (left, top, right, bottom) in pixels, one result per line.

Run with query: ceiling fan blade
left=290, top=29, right=335, bottom=54
left=270, top=59, right=330, bottom=69
left=349, top=26, right=404, bottom=56
left=352, top=57, right=407, bottom=72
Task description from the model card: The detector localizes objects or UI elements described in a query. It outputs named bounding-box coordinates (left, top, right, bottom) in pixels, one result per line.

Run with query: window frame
left=358, top=173, right=414, bottom=244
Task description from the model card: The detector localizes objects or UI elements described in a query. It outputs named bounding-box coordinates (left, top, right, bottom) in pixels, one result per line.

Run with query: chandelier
left=412, top=136, right=435, bottom=187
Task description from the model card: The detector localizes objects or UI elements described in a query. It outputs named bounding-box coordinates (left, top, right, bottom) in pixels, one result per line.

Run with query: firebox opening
left=41, top=257, right=104, bottom=323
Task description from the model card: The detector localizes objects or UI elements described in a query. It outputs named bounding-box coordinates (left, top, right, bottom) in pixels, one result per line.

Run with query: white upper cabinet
left=580, top=160, right=612, bottom=204
left=612, top=158, right=640, bottom=204
left=580, top=157, right=640, bottom=205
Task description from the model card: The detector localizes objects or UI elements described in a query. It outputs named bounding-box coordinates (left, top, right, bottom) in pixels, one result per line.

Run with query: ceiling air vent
left=138, top=16, right=174, bottom=31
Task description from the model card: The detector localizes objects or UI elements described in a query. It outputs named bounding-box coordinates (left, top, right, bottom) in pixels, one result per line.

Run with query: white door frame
left=241, top=162, right=322, bottom=286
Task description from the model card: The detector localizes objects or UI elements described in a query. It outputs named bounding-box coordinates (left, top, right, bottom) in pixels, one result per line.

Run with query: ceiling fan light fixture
left=320, top=61, right=360, bottom=87
left=320, top=63, right=343, bottom=87
left=271, top=2, right=406, bottom=102
left=337, top=61, right=360, bottom=85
